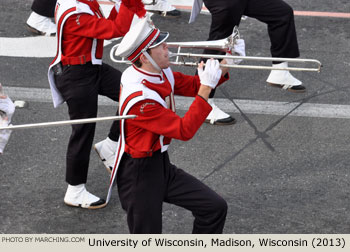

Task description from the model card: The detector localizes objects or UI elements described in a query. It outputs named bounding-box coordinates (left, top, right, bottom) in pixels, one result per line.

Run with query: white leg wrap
left=266, top=62, right=302, bottom=87
left=64, top=184, right=101, bottom=208
left=94, top=137, right=118, bottom=172
left=26, top=12, right=56, bottom=35
left=206, top=99, right=231, bottom=124
left=144, top=0, right=175, bottom=11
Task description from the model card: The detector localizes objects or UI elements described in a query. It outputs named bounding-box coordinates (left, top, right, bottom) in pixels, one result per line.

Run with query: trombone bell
left=167, top=27, right=240, bottom=52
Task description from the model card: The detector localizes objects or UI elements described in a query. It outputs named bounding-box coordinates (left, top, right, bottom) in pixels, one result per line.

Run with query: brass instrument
left=0, top=115, right=136, bottom=131
left=110, top=27, right=322, bottom=72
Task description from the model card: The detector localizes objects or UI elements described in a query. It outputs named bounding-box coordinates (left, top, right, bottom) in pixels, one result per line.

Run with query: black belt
left=52, top=62, right=96, bottom=75
left=52, top=63, right=66, bottom=75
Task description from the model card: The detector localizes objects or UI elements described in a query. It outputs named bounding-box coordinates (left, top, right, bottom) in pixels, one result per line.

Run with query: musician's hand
left=226, top=39, right=245, bottom=65
left=234, top=39, right=245, bottom=57
left=122, top=0, right=146, bottom=18
left=220, top=59, right=229, bottom=76
left=197, top=59, right=222, bottom=89
left=0, top=96, right=15, bottom=123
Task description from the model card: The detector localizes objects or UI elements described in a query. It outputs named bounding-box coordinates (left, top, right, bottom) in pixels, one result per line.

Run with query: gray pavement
left=0, top=0, right=350, bottom=234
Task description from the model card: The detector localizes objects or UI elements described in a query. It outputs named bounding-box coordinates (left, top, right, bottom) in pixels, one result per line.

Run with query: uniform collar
left=132, top=65, right=164, bottom=82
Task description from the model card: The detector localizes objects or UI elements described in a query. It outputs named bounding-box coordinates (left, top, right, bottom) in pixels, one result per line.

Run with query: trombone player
left=112, top=17, right=229, bottom=233
left=190, top=0, right=305, bottom=125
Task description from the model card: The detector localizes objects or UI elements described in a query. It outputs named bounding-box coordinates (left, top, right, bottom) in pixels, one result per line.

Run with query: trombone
left=110, top=28, right=322, bottom=72
left=0, top=115, right=137, bottom=131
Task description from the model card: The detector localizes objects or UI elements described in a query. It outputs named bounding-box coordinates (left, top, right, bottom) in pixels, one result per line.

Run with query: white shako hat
left=115, top=18, right=169, bottom=63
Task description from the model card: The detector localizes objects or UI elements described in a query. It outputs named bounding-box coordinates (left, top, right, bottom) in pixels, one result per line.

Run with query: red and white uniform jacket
left=48, top=0, right=135, bottom=107
left=106, top=65, right=229, bottom=202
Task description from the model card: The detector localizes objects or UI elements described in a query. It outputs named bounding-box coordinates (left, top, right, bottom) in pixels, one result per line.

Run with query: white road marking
left=0, top=36, right=114, bottom=58
left=0, top=36, right=57, bottom=58
left=0, top=3, right=116, bottom=58
left=3, top=86, right=350, bottom=119
left=0, top=3, right=133, bottom=58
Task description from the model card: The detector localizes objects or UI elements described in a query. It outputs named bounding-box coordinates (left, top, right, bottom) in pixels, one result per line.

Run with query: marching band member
left=0, top=83, right=15, bottom=154
left=48, top=0, right=145, bottom=209
left=110, top=18, right=228, bottom=233
left=190, top=0, right=304, bottom=125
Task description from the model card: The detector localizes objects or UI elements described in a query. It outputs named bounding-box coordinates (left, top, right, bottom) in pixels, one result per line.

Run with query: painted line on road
left=4, top=86, right=350, bottom=119
left=0, top=37, right=113, bottom=58
left=0, top=36, right=57, bottom=58
left=294, top=11, right=350, bottom=18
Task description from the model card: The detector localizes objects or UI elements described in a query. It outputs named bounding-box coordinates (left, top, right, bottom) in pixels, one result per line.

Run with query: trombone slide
left=169, top=53, right=322, bottom=72
left=0, top=115, right=136, bottom=131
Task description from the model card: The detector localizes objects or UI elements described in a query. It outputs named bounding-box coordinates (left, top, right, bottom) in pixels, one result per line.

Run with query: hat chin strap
left=142, top=51, right=161, bottom=72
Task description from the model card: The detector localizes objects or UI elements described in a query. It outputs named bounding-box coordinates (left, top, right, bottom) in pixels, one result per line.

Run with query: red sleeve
left=217, top=73, right=230, bottom=88
left=173, top=72, right=201, bottom=97
left=107, top=4, right=118, bottom=20
left=173, top=72, right=230, bottom=97
left=64, top=4, right=134, bottom=40
left=128, top=96, right=212, bottom=141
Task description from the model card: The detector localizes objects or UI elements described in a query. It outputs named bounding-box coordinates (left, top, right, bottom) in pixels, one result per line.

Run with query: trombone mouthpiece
left=168, top=51, right=178, bottom=58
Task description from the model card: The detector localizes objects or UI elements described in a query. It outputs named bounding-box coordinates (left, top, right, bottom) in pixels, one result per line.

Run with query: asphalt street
left=0, top=0, right=350, bottom=234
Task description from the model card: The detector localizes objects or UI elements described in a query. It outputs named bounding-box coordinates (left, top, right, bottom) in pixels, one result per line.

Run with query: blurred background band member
left=190, top=0, right=304, bottom=125
left=48, top=0, right=145, bottom=209
left=26, top=0, right=57, bottom=36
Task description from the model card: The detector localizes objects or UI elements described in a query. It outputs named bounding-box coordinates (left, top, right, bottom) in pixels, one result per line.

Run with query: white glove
left=0, top=96, right=15, bottom=123
left=226, top=39, right=245, bottom=65
left=0, top=84, right=15, bottom=154
left=197, top=59, right=222, bottom=89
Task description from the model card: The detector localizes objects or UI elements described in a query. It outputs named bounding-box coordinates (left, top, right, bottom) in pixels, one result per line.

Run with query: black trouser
left=31, top=0, right=57, bottom=17
left=54, top=62, right=121, bottom=185
left=117, top=150, right=227, bottom=234
left=203, top=0, right=300, bottom=97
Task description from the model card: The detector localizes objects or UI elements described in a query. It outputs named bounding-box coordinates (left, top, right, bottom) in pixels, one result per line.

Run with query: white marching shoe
left=266, top=62, right=306, bottom=93
left=144, top=0, right=181, bottom=17
left=206, top=99, right=236, bottom=125
left=94, top=137, right=118, bottom=173
left=26, top=11, right=56, bottom=36
left=64, top=184, right=106, bottom=209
